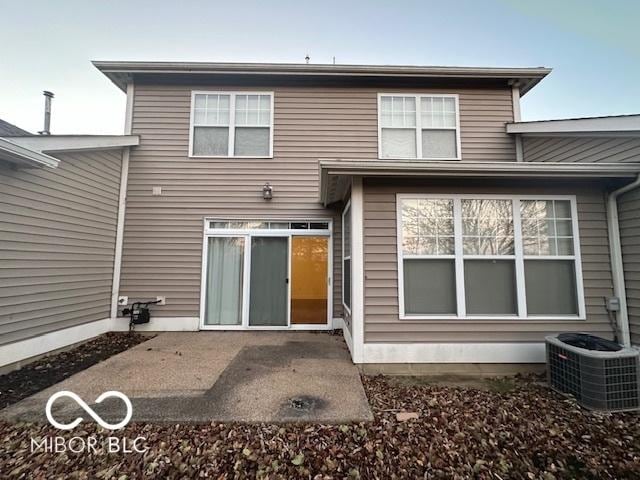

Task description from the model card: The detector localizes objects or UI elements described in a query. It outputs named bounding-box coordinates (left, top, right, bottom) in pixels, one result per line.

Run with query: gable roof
left=0, top=119, right=31, bottom=136
left=93, top=61, right=551, bottom=96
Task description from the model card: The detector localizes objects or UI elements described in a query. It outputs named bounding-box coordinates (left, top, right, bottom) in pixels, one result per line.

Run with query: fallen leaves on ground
left=0, top=333, right=150, bottom=409
left=1, top=375, right=638, bottom=479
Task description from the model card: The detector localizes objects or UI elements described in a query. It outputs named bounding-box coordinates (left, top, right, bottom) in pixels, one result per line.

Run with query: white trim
left=396, top=193, right=586, bottom=321
left=350, top=177, right=365, bottom=363
left=507, top=115, right=640, bottom=134
left=512, top=87, right=523, bottom=162
left=513, top=199, right=528, bottom=317
left=511, top=86, right=521, bottom=122
left=124, top=83, right=135, bottom=134
left=606, top=175, right=640, bottom=347
left=319, top=160, right=640, bottom=204
left=199, top=218, right=333, bottom=330
left=111, top=316, right=200, bottom=332
left=341, top=321, right=354, bottom=358
left=377, top=93, right=461, bottom=161
left=515, top=135, right=524, bottom=162
left=341, top=199, right=352, bottom=315
left=453, top=198, right=466, bottom=317
left=332, top=317, right=344, bottom=329
left=7, top=135, right=139, bottom=153
left=362, top=342, right=545, bottom=364
left=0, top=137, right=60, bottom=168
left=0, top=318, right=112, bottom=368
left=110, top=83, right=134, bottom=320
left=188, top=91, right=274, bottom=159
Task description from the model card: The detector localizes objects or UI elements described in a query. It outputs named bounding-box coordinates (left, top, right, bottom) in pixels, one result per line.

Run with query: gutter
left=606, top=174, right=640, bottom=347
left=0, top=137, right=60, bottom=168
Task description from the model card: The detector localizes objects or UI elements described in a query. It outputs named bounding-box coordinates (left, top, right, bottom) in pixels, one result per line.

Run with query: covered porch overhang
left=319, top=159, right=640, bottom=206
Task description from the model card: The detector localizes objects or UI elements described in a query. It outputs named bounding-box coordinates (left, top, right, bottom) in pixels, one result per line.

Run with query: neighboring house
left=0, top=127, right=138, bottom=367
left=1, top=62, right=640, bottom=373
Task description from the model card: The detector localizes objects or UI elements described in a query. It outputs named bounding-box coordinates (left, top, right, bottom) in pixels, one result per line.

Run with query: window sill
left=189, top=155, right=273, bottom=159
left=378, top=157, right=461, bottom=161
left=399, top=315, right=586, bottom=321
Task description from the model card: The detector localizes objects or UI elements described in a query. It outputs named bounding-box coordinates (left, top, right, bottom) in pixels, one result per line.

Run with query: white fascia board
left=320, top=160, right=640, bottom=177
left=7, top=135, right=140, bottom=153
left=319, top=160, right=640, bottom=204
left=0, top=137, right=59, bottom=168
left=507, top=115, right=640, bottom=135
left=93, top=61, right=550, bottom=94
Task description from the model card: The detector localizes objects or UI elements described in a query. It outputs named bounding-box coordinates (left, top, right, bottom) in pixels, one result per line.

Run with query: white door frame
left=199, top=218, right=333, bottom=331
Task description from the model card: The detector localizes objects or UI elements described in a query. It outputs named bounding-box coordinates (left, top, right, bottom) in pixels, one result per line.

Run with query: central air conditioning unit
left=546, top=333, right=640, bottom=412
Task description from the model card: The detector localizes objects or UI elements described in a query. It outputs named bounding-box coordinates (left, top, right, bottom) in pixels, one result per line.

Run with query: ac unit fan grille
left=546, top=337, right=640, bottom=412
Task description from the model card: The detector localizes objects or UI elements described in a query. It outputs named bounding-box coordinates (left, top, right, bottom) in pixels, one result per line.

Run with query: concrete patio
left=1, top=332, right=372, bottom=424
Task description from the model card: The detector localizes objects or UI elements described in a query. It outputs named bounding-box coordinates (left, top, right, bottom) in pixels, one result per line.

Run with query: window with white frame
left=190, top=92, right=273, bottom=157
left=398, top=195, right=584, bottom=319
left=379, top=94, right=460, bottom=160
left=342, top=201, right=352, bottom=312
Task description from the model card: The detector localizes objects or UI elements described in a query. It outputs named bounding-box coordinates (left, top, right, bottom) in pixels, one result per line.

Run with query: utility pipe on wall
left=606, top=173, right=640, bottom=347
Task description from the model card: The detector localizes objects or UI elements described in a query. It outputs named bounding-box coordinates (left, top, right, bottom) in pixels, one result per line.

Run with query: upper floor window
left=190, top=92, right=273, bottom=158
left=378, top=94, right=460, bottom=160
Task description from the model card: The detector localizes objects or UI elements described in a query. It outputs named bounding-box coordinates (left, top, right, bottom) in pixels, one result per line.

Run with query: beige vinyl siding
left=363, top=178, right=615, bottom=343
left=523, top=137, right=640, bottom=163
left=619, top=188, right=640, bottom=345
left=121, top=83, right=514, bottom=318
left=0, top=150, right=122, bottom=345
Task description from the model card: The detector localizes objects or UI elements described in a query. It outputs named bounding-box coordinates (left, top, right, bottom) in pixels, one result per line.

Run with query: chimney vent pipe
left=39, top=90, right=54, bottom=135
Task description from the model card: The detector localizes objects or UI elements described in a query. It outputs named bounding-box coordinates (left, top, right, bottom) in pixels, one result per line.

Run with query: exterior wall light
left=262, top=182, right=273, bottom=200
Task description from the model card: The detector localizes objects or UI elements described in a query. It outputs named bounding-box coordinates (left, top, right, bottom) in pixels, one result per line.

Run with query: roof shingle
left=0, top=119, right=31, bottom=137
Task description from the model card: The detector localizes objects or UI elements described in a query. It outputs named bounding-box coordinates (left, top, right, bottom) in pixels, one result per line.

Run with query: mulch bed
left=1, top=375, right=639, bottom=479
left=0, top=332, right=149, bottom=409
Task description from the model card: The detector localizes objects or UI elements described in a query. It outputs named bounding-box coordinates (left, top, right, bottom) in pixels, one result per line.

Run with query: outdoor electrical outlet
left=156, top=296, right=166, bottom=306
left=118, top=296, right=128, bottom=306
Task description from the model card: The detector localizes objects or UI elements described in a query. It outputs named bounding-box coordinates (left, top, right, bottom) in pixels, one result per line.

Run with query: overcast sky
left=1, top=0, right=638, bottom=135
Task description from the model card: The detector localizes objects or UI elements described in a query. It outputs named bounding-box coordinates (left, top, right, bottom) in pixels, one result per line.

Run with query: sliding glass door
left=249, top=237, right=289, bottom=326
left=202, top=220, right=332, bottom=329
left=204, top=236, right=245, bottom=326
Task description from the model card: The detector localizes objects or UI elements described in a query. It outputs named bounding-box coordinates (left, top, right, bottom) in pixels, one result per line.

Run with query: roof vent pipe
left=38, top=91, right=54, bottom=135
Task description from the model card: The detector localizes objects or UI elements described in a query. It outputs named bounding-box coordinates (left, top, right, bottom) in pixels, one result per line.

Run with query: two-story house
left=2, top=61, right=640, bottom=373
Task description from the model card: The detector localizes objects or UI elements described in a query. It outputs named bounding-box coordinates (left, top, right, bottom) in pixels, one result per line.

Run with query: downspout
left=110, top=82, right=135, bottom=321
left=510, top=84, right=524, bottom=162
left=606, top=174, right=640, bottom=347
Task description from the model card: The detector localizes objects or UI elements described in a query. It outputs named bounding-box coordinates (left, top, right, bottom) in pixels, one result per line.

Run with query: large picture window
left=378, top=94, right=460, bottom=160
left=190, top=91, right=273, bottom=158
left=397, top=195, right=585, bottom=319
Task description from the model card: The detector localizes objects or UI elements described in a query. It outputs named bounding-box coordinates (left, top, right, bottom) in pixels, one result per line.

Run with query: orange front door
left=290, top=236, right=328, bottom=324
